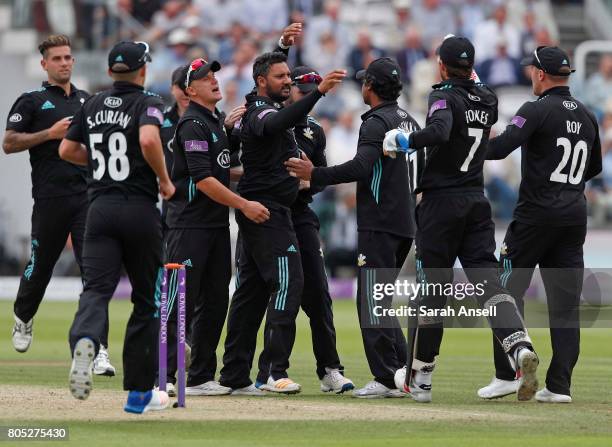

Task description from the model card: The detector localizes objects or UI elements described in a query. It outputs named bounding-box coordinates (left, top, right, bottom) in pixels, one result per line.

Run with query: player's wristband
left=278, top=37, right=290, bottom=50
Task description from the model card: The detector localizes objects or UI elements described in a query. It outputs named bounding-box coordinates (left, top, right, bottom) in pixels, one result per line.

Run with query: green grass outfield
left=1, top=299, right=611, bottom=446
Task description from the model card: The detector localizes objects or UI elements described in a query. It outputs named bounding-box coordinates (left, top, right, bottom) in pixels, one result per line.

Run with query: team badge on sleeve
left=428, top=100, right=447, bottom=118
left=147, top=107, right=164, bottom=125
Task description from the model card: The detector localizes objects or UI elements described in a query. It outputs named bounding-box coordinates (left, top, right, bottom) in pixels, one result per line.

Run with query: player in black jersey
left=164, top=58, right=268, bottom=396
left=260, top=66, right=354, bottom=394
left=160, top=64, right=189, bottom=232
left=219, top=51, right=345, bottom=395
left=383, top=36, right=539, bottom=403
left=59, top=41, right=174, bottom=413
left=478, top=46, right=602, bottom=403
left=286, top=57, right=419, bottom=398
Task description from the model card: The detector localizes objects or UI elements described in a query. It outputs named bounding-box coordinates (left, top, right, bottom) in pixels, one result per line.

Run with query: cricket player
left=480, top=46, right=602, bottom=403
left=3, top=34, right=115, bottom=377
left=60, top=41, right=174, bottom=413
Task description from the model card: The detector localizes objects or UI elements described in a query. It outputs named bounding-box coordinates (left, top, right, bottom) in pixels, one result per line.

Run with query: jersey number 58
left=89, top=132, right=130, bottom=181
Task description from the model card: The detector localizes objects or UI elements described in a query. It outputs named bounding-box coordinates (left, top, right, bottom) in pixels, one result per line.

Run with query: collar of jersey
left=186, top=100, right=221, bottom=121
left=42, top=81, right=80, bottom=97
left=433, top=78, right=475, bottom=89
left=248, top=95, right=283, bottom=109
left=361, top=100, right=398, bottom=121
left=112, top=81, right=144, bottom=91
left=538, top=85, right=570, bottom=99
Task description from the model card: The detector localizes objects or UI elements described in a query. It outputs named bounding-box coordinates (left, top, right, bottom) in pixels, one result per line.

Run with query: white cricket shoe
left=320, top=368, right=355, bottom=394
left=517, top=348, right=539, bottom=401
left=231, top=384, right=267, bottom=396
left=124, top=389, right=170, bottom=414
left=156, top=382, right=176, bottom=397
left=257, top=376, right=301, bottom=394
left=186, top=381, right=232, bottom=396
left=93, top=345, right=116, bottom=376
left=408, top=371, right=432, bottom=403
left=535, top=388, right=572, bottom=403
left=477, top=377, right=519, bottom=399
left=12, top=314, right=33, bottom=353
left=353, top=380, right=405, bottom=399
left=69, top=338, right=95, bottom=400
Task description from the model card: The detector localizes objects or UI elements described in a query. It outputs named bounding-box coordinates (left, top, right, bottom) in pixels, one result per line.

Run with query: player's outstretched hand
left=281, top=22, right=302, bottom=46
left=382, top=128, right=413, bottom=158
left=242, top=200, right=270, bottom=223
left=285, top=151, right=314, bottom=181
left=159, top=179, right=176, bottom=200
left=224, top=105, right=246, bottom=129
left=317, top=70, right=347, bottom=95
left=49, top=117, right=72, bottom=140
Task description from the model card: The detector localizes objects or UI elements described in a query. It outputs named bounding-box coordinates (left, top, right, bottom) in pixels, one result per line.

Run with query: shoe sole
left=320, top=382, right=355, bottom=394
left=517, top=351, right=539, bottom=401
left=69, top=339, right=95, bottom=400
left=93, top=368, right=116, bottom=377
left=185, top=389, right=232, bottom=396
left=353, top=391, right=406, bottom=399
left=478, top=388, right=518, bottom=400
left=259, top=386, right=301, bottom=395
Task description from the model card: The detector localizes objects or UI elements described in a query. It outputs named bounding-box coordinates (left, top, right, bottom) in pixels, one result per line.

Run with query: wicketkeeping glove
left=382, top=128, right=414, bottom=158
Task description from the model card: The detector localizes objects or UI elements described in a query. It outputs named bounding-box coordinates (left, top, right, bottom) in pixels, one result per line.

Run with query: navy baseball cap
left=520, top=46, right=575, bottom=76
left=185, top=58, right=221, bottom=87
left=291, top=66, right=322, bottom=93
left=108, top=41, right=151, bottom=73
left=437, top=36, right=474, bottom=69
left=171, top=64, right=189, bottom=90
left=356, top=57, right=402, bottom=86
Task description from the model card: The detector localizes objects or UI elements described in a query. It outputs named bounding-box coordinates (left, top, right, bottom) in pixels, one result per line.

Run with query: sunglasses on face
left=134, top=41, right=152, bottom=64
left=292, top=72, right=322, bottom=85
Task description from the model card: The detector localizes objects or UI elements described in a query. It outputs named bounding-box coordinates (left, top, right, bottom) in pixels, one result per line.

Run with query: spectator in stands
left=395, top=28, right=427, bottom=86
left=458, top=0, right=487, bottom=41
left=305, top=0, right=350, bottom=69
left=411, top=0, right=456, bottom=49
left=217, top=21, right=248, bottom=65
left=145, top=0, right=189, bottom=44
left=216, top=38, right=259, bottom=102
left=240, top=0, right=288, bottom=39
left=384, top=0, right=414, bottom=52
left=147, top=27, right=195, bottom=96
left=409, top=42, right=441, bottom=114
left=219, top=79, right=242, bottom=113
left=192, top=0, right=243, bottom=38
left=325, top=190, right=358, bottom=278
left=326, top=110, right=359, bottom=166
left=519, top=10, right=538, bottom=57
left=584, top=54, right=612, bottom=120
left=477, top=37, right=526, bottom=89
left=507, top=0, right=559, bottom=44
left=347, top=29, right=386, bottom=84
left=473, top=4, right=521, bottom=62
left=131, top=0, right=162, bottom=26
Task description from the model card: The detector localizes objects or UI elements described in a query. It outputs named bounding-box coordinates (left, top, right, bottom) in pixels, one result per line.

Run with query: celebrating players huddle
left=4, top=23, right=601, bottom=414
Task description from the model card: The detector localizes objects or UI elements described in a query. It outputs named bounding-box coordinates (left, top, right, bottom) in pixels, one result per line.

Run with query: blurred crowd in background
left=5, top=0, right=612, bottom=277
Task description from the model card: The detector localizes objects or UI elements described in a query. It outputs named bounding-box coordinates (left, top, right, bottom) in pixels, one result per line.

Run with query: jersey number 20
left=550, top=137, right=587, bottom=185
left=89, top=132, right=130, bottom=181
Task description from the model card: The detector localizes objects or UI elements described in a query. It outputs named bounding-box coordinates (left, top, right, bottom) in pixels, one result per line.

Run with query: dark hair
left=444, top=64, right=472, bottom=80
left=364, top=74, right=402, bottom=101
left=252, top=51, right=288, bottom=84
left=38, top=34, right=71, bottom=57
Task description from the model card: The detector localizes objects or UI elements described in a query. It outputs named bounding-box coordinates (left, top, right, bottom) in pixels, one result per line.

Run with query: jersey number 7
left=461, top=127, right=483, bottom=172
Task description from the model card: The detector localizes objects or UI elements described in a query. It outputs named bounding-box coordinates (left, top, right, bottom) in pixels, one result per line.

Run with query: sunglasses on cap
left=185, top=58, right=215, bottom=87
left=134, top=41, right=152, bottom=64
left=292, top=72, right=322, bottom=85
left=532, top=46, right=545, bottom=72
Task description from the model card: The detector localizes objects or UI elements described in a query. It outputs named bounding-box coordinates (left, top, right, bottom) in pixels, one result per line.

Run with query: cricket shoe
left=320, top=368, right=355, bottom=394
left=69, top=338, right=95, bottom=400
left=397, top=360, right=435, bottom=403
left=477, top=377, right=519, bottom=399
left=93, top=345, right=116, bottom=376
left=535, top=388, right=572, bottom=403
left=231, top=384, right=267, bottom=396
left=155, top=382, right=176, bottom=397
left=186, top=381, right=232, bottom=396
left=353, top=381, right=405, bottom=399
left=12, top=314, right=33, bottom=353
left=516, top=348, right=539, bottom=401
left=256, top=377, right=301, bottom=394
left=124, top=390, right=169, bottom=414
